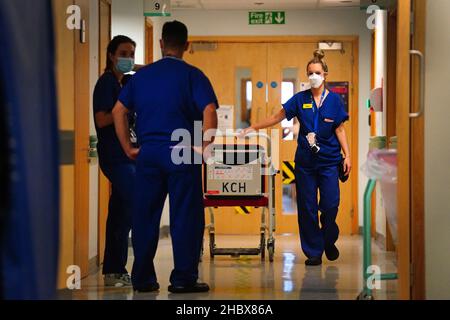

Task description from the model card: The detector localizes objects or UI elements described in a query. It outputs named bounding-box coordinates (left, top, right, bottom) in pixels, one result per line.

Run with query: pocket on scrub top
left=318, top=117, right=335, bottom=139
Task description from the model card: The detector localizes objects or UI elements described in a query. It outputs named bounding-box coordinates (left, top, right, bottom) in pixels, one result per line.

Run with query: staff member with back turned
left=113, top=21, right=218, bottom=293
left=243, top=50, right=351, bottom=266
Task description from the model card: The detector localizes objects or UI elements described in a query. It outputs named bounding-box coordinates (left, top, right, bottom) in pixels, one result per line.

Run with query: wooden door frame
left=53, top=0, right=76, bottom=289
left=145, top=18, right=154, bottom=64
left=396, top=0, right=427, bottom=300
left=396, top=0, right=412, bottom=300
left=386, top=8, right=398, bottom=252
left=98, top=0, right=111, bottom=75
left=410, top=0, right=426, bottom=300
left=189, top=35, right=360, bottom=234
left=74, top=0, right=91, bottom=278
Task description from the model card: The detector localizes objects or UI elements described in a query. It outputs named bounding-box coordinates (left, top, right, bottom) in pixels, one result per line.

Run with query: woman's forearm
left=252, top=108, right=286, bottom=130
left=112, top=102, right=133, bottom=154
left=94, top=111, right=114, bottom=128
left=203, top=103, right=218, bottom=147
left=336, top=124, right=350, bottom=158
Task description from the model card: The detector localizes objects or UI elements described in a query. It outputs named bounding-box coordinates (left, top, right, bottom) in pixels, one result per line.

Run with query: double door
left=185, top=39, right=357, bottom=235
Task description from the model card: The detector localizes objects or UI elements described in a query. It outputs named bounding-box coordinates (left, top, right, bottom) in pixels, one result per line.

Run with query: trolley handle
left=217, top=131, right=273, bottom=156
left=219, top=131, right=271, bottom=140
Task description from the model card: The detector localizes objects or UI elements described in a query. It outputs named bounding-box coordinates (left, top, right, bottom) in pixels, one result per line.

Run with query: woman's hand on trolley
left=239, top=109, right=287, bottom=139
left=238, top=126, right=256, bottom=138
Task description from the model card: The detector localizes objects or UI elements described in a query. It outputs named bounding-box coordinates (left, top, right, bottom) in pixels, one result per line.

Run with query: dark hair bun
left=313, top=49, right=325, bottom=60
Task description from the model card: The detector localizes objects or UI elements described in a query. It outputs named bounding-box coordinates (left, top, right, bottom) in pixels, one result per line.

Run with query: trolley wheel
left=356, top=292, right=374, bottom=300
left=209, top=232, right=215, bottom=259
left=260, top=233, right=266, bottom=261
left=268, top=240, right=275, bottom=262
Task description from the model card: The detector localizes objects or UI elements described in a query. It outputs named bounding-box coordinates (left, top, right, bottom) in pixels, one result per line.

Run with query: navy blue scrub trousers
left=131, top=144, right=204, bottom=289
left=100, top=163, right=135, bottom=275
left=295, top=164, right=340, bottom=259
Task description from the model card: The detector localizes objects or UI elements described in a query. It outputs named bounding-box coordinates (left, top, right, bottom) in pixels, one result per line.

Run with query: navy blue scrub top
left=282, top=89, right=349, bottom=168
left=118, top=57, right=218, bottom=146
left=93, top=71, right=134, bottom=165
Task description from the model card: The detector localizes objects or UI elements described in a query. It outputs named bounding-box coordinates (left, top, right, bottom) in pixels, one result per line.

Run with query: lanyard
left=312, top=89, right=326, bottom=133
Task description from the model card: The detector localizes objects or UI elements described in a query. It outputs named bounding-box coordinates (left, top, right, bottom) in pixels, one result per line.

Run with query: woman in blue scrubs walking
left=93, top=36, right=137, bottom=286
left=243, top=50, right=351, bottom=266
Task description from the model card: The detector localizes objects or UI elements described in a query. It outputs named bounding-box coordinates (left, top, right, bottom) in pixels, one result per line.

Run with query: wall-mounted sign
left=217, top=105, right=234, bottom=133
left=328, top=82, right=350, bottom=113
left=144, top=0, right=171, bottom=17
left=249, top=11, right=285, bottom=25
left=300, top=82, right=311, bottom=92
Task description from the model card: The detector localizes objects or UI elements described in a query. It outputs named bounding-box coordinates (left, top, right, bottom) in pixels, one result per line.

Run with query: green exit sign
left=249, top=11, right=286, bottom=25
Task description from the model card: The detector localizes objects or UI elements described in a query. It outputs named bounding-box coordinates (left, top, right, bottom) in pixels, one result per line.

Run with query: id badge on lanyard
left=306, top=89, right=326, bottom=153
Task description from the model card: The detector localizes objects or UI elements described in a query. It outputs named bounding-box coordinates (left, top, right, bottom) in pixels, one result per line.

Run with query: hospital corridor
left=60, top=235, right=398, bottom=300
left=1, top=0, right=450, bottom=309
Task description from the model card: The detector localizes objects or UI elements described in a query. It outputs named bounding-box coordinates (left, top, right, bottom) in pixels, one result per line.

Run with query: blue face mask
left=116, top=57, right=134, bottom=74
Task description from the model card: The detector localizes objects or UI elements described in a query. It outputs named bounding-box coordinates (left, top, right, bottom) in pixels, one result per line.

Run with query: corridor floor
left=60, top=234, right=398, bottom=300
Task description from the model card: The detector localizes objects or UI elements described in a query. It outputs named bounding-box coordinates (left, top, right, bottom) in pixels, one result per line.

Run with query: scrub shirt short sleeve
left=333, top=95, right=349, bottom=129
left=93, top=74, right=117, bottom=113
left=282, top=95, right=299, bottom=121
left=190, top=68, right=218, bottom=112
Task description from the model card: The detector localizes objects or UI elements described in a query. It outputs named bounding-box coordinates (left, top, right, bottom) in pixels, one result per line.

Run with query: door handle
left=409, top=50, right=425, bottom=118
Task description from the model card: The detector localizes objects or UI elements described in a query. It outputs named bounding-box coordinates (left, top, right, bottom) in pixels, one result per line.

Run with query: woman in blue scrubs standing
left=243, top=50, right=351, bottom=266
left=93, top=36, right=137, bottom=285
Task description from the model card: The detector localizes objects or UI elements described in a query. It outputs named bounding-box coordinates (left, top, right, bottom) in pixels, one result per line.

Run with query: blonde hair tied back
left=307, top=49, right=328, bottom=73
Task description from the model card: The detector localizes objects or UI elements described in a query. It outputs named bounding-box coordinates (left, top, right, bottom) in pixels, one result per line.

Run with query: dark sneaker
left=104, top=274, right=132, bottom=287
left=305, top=257, right=322, bottom=266
left=133, top=283, right=160, bottom=293
left=168, top=282, right=210, bottom=294
left=325, top=245, right=340, bottom=261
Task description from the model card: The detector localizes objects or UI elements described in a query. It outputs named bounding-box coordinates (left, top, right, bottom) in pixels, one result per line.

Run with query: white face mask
left=309, top=73, right=324, bottom=89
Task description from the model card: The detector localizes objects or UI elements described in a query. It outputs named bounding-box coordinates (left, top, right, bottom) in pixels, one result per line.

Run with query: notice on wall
left=217, top=105, right=234, bottom=133
left=327, top=82, right=350, bottom=113
left=300, top=82, right=311, bottom=92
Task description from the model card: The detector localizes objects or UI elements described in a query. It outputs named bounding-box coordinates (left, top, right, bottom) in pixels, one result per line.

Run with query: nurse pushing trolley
left=242, top=50, right=351, bottom=266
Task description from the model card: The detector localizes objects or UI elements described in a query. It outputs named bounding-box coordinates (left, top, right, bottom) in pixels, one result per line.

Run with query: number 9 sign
left=144, top=0, right=171, bottom=17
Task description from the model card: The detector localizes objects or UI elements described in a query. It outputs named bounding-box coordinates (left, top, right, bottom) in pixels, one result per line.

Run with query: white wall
left=374, top=10, right=388, bottom=239
left=425, top=0, right=450, bottom=300
left=112, top=0, right=146, bottom=64
left=89, top=0, right=100, bottom=260
left=113, top=6, right=373, bottom=228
